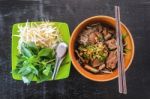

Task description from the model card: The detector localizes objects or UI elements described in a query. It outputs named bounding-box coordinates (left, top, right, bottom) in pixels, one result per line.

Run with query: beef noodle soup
left=75, top=23, right=127, bottom=74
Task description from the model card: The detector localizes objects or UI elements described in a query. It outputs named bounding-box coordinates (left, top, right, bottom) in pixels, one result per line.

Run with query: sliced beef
left=108, top=29, right=115, bottom=34
left=97, top=24, right=103, bottom=33
left=105, top=38, right=117, bottom=50
left=102, top=27, right=112, bottom=40
left=106, top=50, right=117, bottom=69
left=88, top=32, right=98, bottom=44
left=104, top=34, right=112, bottom=40
left=102, top=27, right=107, bottom=35
left=78, top=34, right=88, bottom=45
left=78, top=28, right=98, bottom=45
left=92, top=59, right=101, bottom=67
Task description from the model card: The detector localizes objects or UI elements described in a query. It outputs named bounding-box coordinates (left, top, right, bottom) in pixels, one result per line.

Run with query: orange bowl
left=69, top=16, right=135, bottom=82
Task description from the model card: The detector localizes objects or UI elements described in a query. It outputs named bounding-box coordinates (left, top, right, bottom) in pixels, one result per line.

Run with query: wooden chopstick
left=115, top=6, right=127, bottom=94
left=115, top=6, right=123, bottom=93
left=117, top=6, right=127, bottom=94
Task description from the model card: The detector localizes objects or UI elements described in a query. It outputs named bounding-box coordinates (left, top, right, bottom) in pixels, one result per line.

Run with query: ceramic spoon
left=51, top=42, right=68, bottom=80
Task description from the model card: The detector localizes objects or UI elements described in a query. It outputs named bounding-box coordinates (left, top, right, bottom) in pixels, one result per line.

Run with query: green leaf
left=28, top=56, right=38, bottom=63
left=43, top=64, right=51, bottom=76
left=30, top=65, right=38, bottom=75
left=27, top=42, right=39, bottom=54
left=99, top=34, right=104, bottom=41
left=122, top=33, right=128, bottom=40
left=100, top=53, right=107, bottom=62
left=22, top=76, right=30, bottom=84
left=124, top=48, right=131, bottom=53
left=48, top=49, right=55, bottom=59
left=19, top=66, right=32, bottom=76
left=23, top=60, right=30, bottom=67
left=18, top=66, right=28, bottom=74
left=41, top=61, right=47, bottom=67
left=26, top=73, right=34, bottom=82
left=38, top=48, right=51, bottom=57
left=21, top=43, right=33, bottom=57
left=36, top=74, right=50, bottom=83
left=14, top=43, right=57, bottom=84
left=22, top=67, right=32, bottom=76
left=17, top=55, right=27, bottom=63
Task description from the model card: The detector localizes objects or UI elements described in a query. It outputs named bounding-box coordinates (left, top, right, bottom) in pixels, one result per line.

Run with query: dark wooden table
left=0, top=0, right=150, bottom=99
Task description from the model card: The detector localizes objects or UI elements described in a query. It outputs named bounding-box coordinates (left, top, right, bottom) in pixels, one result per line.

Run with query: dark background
left=0, top=0, right=150, bottom=99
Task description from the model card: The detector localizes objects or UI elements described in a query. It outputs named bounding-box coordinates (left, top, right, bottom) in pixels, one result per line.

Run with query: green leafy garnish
left=21, top=43, right=33, bottom=57
left=43, top=64, right=52, bottom=76
left=122, top=33, right=128, bottom=40
left=124, top=48, right=131, bottom=53
left=12, top=42, right=56, bottom=84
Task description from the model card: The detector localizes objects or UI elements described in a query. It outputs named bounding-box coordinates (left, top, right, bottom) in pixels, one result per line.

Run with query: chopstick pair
left=115, top=6, right=127, bottom=94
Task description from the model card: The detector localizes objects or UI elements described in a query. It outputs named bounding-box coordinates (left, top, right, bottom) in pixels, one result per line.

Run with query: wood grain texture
left=0, top=0, right=150, bottom=99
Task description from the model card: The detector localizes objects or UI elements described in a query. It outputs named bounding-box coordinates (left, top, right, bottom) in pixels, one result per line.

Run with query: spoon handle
left=51, top=57, right=63, bottom=80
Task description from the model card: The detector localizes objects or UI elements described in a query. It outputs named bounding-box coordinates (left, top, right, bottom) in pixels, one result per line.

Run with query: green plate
left=12, top=22, right=71, bottom=81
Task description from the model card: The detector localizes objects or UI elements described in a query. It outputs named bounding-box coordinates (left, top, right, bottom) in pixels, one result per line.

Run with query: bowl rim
left=69, top=15, right=135, bottom=82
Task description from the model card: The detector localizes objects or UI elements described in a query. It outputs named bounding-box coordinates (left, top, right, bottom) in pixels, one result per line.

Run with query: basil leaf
left=36, top=74, right=50, bottom=83
left=26, top=73, right=34, bottom=82
left=38, top=48, right=51, bottom=57
left=19, top=66, right=32, bottom=76
left=14, top=42, right=57, bottom=84
left=22, top=76, right=30, bottom=84
left=43, top=64, right=51, bottom=76
left=30, top=65, right=38, bottom=75
left=28, top=56, right=38, bottom=63
left=22, top=67, right=32, bottom=76
left=18, top=66, right=28, bottom=74
left=27, top=42, right=39, bottom=54
left=21, top=43, right=33, bottom=57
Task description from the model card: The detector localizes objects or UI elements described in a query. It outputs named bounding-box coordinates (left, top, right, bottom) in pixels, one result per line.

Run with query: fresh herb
left=122, top=33, right=128, bottom=40
left=98, top=34, right=104, bottom=42
left=100, top=53, right=107, bottom=62
left=124, top=48, right=131, bottom=53
left=12, top=42, right=56, bottom=84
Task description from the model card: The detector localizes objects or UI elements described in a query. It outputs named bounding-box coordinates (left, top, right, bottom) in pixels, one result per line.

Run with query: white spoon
left=51, top=42, right=68, bottom=80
